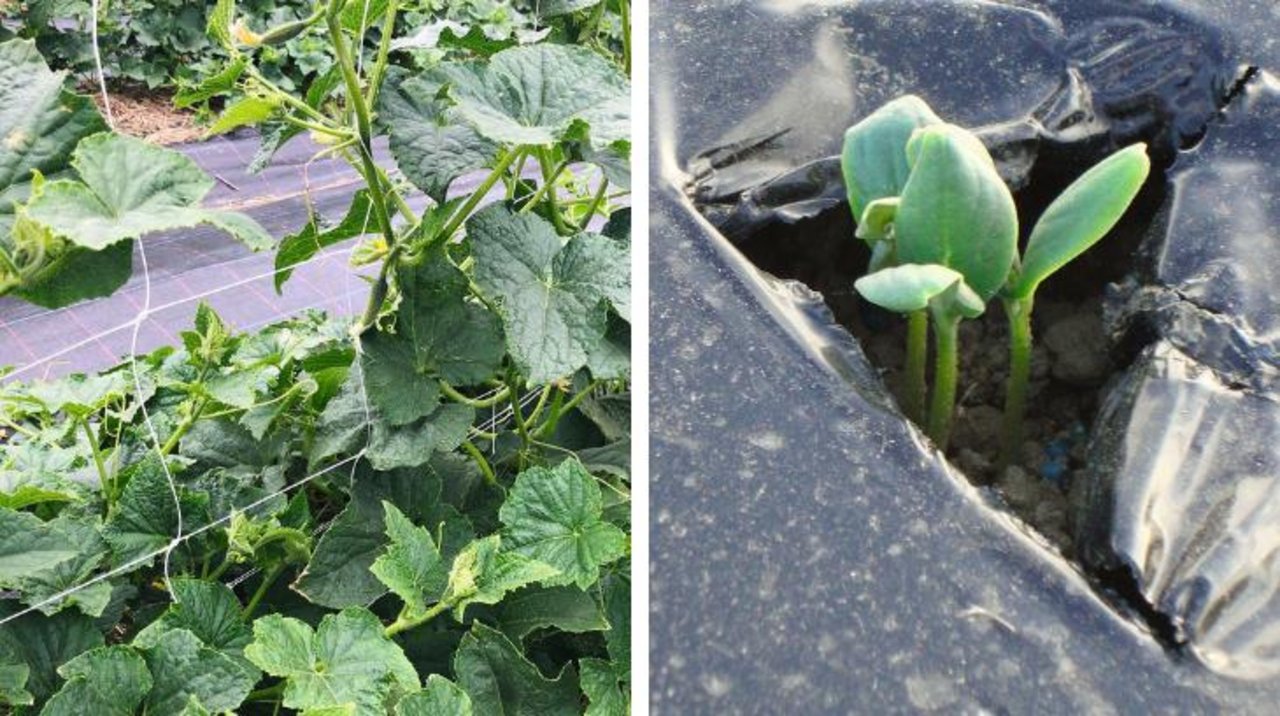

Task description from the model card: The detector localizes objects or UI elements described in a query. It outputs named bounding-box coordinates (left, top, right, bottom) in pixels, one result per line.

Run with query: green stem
left=384, top=600, right=449, bottom=638
left=80, top=419, right=112, bottom=502
left=327, top=9, right=399, bottom=331
left=535, top=147, right=574, bottom=234
left=433, top=149, right=523, bottom=248
left=509, top=379, right=533, bottom=450
left=999, top=296, right=1034, bottom=472
left=927, top=315, right=960, bottom=451
left=244, top=64, right=331, bottom=126
left=534, top=380, right=600, bottom=439
left=243, top=564, right=284, bottom=620
left=160, top=398, right=207, bottom=457
left=461, top=440, right=498, bottom=488
left=281, top=114, right=350, bottom=138
left=519, top=161, right=569, bottom=214
left=526, top=384, right=555, bottom=426
left=364, top=0, right=399, bottom=111
left=904, top=310, right=928, bottom=424
left=620, top=0, right=631, bottom=74
left=440, top=382, right=511, bottom=408
left=581, top=177, right=610, bottom=224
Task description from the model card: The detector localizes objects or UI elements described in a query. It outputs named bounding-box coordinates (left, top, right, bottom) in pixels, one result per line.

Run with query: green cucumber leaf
left=396, top=674, right=473, bottom=716
left=0, top=641, right=33, bottom=707
left=275, top=189, right=381, bottom=293
left=397, top=253, right=506, bottom=387
left=840, top=94, right=941, bottom=222
left=294, top=464, right=469, bottom=609
left=103, top=455, right=207, bottom=566
left=894, top=124, right=1018, bottom=301
left=499, top=458, right=627, bottom=589
left=360, top=330, right=441, bottom=427
left=471, top=205, right=628, bottom=383
left=244, top=608, right=418, bottom=716
left=437, top=44, right=629, bottom=148
left=132, top=578, right=256, bottom=678
left=443, top=535, right=559, bottom=620
left=581, top=658, right=628, bottom=716
left=0, top=39, right=106, bottom=211
left=141, top=628, right=256, bottom=716
left=207, top=95, right=279, bottom=136
left=453, top=623, right=580, bottom=716
left=371, top=502, right=448, bottom=619
left=0, top=609, right=104, bottom=703
left=1010, top=143, right=1151, bottom=299
left=0, top=507, right=77, bottom=582
left=42, top=646, right=151, bottom=716
left=498, top=585, right=610, bottom=642
left=379, top=74, right=497, bottom=203
left=24, top=133, right=272, bottom=252
left=13, top=516, right=111, bottom=618
left=367, top=403, right=475, bottom=471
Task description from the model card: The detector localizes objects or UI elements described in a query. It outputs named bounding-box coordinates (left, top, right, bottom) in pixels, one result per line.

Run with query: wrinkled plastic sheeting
left=1075, top=78, right=1280, bottom=679
left=653, top=0, right=1280, bottom=709
left=690, top=0, right=1239, bottom=243
left=1078, top=342, right=1280, bottom=679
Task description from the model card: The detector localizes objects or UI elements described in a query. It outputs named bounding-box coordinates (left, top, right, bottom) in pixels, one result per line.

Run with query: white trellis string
left=89, top=0, right=114, bottom=128
left=123, top=235, right=187, bottom=602
left=0, top=452, right=365, bottom=626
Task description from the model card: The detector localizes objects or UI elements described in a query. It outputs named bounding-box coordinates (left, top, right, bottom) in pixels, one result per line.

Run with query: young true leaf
left=396, top=675, right=474, bottom=716
left=1008, top=143, right=1151, bottom=299
left=854, top=264, right=984, bottom=318
left=453, top=623, right=581, bottom=716
left=499, top=458, right=627, bottom=589
left=471, top=205, right=629, bottom=383
left=371, top=502, right=449, bottom=619
left=895, top=124, right=1018, bottom=300
left=24, top=134, right=273, bottom=252
left=244, top=608, right=419, bottom=716
left=41, top=646, right=152, bottom=716
left=274, top=189, right=383, bottom=293
left=840, top=94, right=942, bottom=221
left=442, top=536, right=560, bottom=620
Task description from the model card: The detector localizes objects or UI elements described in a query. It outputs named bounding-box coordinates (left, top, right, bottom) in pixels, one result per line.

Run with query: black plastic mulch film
left=652, top=0, right=1278, bottom=712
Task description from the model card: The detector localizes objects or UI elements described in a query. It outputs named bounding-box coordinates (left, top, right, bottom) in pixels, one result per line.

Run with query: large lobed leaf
left=471, top=205, right=628, bottom=383
left=436, top=44, right=629, bottom=148
left=499, top=458, right=627, bottom=589
left=244, top=608, right=419, bottom=716
left=24, top=133, right=272, bottom=253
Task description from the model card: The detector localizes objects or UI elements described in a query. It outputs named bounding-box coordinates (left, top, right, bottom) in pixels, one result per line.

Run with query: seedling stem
left=904, top=309, right=928, bottom=423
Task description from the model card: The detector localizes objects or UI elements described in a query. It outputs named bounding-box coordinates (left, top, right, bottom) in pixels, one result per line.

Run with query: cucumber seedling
left=842, top=96, right=1150, bottom=465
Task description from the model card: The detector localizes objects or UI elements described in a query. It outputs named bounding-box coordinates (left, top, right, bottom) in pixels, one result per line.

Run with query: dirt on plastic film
left=665, top=0, right=1280, bottom=698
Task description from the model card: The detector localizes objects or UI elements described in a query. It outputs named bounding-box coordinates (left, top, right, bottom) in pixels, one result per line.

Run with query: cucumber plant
left=0, top=0, right=632, bottom=712
left=843, top=96, right=1149, bottom=462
